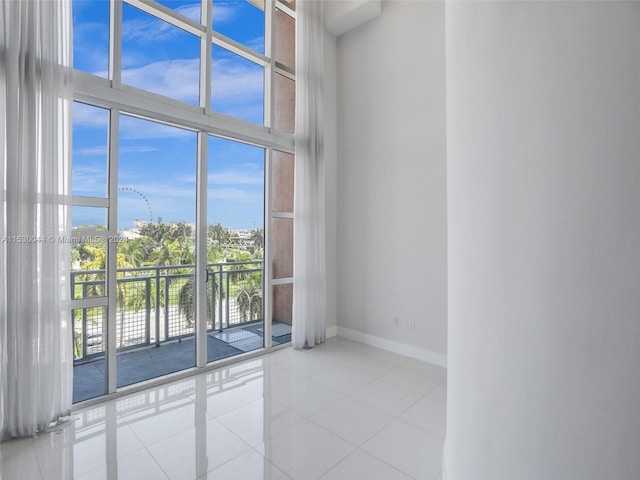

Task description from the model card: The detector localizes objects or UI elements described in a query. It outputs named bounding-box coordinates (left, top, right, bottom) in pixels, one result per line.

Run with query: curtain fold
left=292, top=0, right=326, bottom=349
left=0, top=0, right=73, bottom=441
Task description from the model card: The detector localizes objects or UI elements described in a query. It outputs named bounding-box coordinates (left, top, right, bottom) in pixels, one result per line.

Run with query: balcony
left=71, top=261, right=291, bottom=403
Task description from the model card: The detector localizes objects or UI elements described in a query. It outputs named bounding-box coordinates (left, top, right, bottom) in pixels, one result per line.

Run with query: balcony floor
left=73, top=322, right=292, bottom=404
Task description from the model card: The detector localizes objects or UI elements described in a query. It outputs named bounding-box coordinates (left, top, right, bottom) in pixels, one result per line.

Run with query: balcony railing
left=71, top=261, right=263, bottom=362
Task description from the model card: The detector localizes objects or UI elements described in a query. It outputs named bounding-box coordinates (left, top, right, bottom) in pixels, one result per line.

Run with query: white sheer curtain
left=292, top=0, right=326, bottom=349
left=0, top=0, right=73, bottom=440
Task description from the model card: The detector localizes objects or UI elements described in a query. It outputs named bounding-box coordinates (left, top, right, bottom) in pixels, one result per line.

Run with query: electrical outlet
left=393, top=316, right=400, bottom=327
left=409, top=320, right=415, bottom=331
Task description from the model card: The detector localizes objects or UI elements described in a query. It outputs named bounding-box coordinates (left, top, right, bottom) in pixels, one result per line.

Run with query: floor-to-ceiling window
left=71, top=0, right=296, bottom=403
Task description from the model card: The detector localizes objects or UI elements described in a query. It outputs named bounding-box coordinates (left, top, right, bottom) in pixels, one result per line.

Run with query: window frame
left=71, top=0, right=296, bottom=401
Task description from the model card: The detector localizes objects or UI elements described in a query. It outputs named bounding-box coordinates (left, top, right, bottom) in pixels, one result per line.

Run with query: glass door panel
left=71, top=206, right=109, bottom=403
left=116, top=114, right=197, bottom=387
left=207, top=136, right=265, bottom=359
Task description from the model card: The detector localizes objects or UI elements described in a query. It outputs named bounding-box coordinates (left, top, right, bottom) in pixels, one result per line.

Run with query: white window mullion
left=109, top=0, right=122, bottom=87
left=264, top=0, right=273, bottom=130
left=267, top=0, right=276, bottom=131
left=72, top=196, right=110, bottom=208
left=106, top=109, right=120, bottom=394
left=127, top=0, right=205, bottom=37
left=201, top=0, right=212, bottom=112
left=264, top=147, right=273, bottom=348
left=195, top=131, right=208, bottom=368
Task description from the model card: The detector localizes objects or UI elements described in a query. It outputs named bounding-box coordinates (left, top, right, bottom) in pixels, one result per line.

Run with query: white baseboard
left=336, top=326, right=447, bottom=368
left=326, top=325, right=338, bottom=338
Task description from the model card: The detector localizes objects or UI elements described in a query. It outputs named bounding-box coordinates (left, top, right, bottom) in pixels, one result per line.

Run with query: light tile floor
left=0, top=337, right=446, bottom=480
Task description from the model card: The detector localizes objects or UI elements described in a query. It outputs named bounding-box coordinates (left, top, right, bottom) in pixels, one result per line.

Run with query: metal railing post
left=155, top=267, right=161, bottom=347
left=82, top=281, right=88, bottom=359
left=145, top=277, right=151, bottom=345
left=217, top=265, right=223, bottom=332
left=71, top=261, right=264, bottom=356
left=225, top=270, right=230, bottom=330
left=164, top=271, right=170, bottom=342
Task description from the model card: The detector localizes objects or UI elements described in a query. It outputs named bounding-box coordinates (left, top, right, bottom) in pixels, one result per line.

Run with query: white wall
left=324, top=0, right=381, bottom=36
left=336, top=0, right=447, bottom=362
left=446, top=2, right=640, bottom=478
left=324, top=30, right=338, bottom=332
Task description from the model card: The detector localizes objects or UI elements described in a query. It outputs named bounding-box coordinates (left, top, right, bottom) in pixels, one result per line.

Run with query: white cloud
left=209, top=168, right=263, bottom=186
left=75, top=145, right=107, bottom=156
left=75, top=144, right=159, bottom=157
left=119, top=113, right=196, bottom=140
left=212, top=56, right=264, bottom=99
left=175, top=4, right=201, bottom=22
left=73, top=102, right=109, bottom=128
left=122, top=146, right=160, bottom=154
left=207, top=187, right=263, bottom=204
left=73, top=21, right=109, bottom=71
left=72, top=165, right=107, bottom=196
left=122, top=58, right=201, bottom=104
left=246, top=36, right=265, bottom=53
left=123, top=14, right=178, bottom=43
left=212, top=3, right=238, bottom=23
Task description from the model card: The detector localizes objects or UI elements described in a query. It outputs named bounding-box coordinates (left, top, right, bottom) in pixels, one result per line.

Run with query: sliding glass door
left=207, top=137, right=265, bottom=358
left=115, top=115, right=197, bottom=388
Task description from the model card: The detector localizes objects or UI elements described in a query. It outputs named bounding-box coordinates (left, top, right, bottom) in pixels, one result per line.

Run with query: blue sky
left=72, top=0, right=266, bottom=230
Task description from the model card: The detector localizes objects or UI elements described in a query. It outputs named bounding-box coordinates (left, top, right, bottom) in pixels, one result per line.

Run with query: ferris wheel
left=118, top=186, right=153, bottom=224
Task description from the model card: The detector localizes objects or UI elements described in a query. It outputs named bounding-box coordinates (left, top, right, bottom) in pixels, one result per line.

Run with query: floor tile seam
left=423, top=389, right=447, bottom=404
left=307, top=367, right=377, bottom=396
left=190, top=440, right=258, bottom=480
left=99, top=422, right=148, bottom=456
left=380, top=375, right=444, bottom=397
left=274, top=361, right=326, bottom=380
left=359, top=441, right=422, bottom=480
left=27, top=439, right=46, bottom=480
left=346, top=378, right=427, bottom=417
left=250, top=379, right=338, bottom=412
left=392, top=367, right=448, bottom=386
left=333, top=361, right=388, bottom=382
left=120, top=400, right=211, bottom=437
left=304, top=374, right=372, bottom=398
left=198, top=393, right=266, bottom=420
left=144, top=421, right=254, bottom=480
left=344, top=362, right=398, bottom=379
left=264, top=418, right=359, bottom=460
left=69, top=428, right=146, bottom=478
left=291, top=391, right=347, bottom=419
left=383, top=364, right=446, bottom=381
left=140, top=442, right=175, bottom=480
left=197, top=446, right=285, bottom=480
left=306, top=404, right=396, bottom=448
left=126, top=415, right=206, bottom=450
left=396, top=414, right=447, bottom=440
left=354, top=446, right=421, bottom=480
left=429, top=470, right=444, bottom=480
left=388, top=392, right=432, bottom=421
left=116, top=389, right=205, bottom=421
left=345, top=387, right=409, bottom=418
left=72, top=443, right=169, bottom=480
left=306, top=442, right=358, bottom=480
left=393, top=417, right=446, bottom=443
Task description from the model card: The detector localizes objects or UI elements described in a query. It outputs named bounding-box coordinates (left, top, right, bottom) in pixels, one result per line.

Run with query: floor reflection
left=1, top=338, right=448, bottom=480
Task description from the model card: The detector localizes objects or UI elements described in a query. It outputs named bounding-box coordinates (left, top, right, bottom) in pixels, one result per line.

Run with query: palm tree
left=139, top=222, right=171, bottom=244
left=237, top=280, right=263, bottom=322
left=208, top=223, right=230, bottom=245
left=79, top=248, right=136, bottom=348
left=178, top=277, right=215, bottom=328
left=249, top=228, right=264, bottom=254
